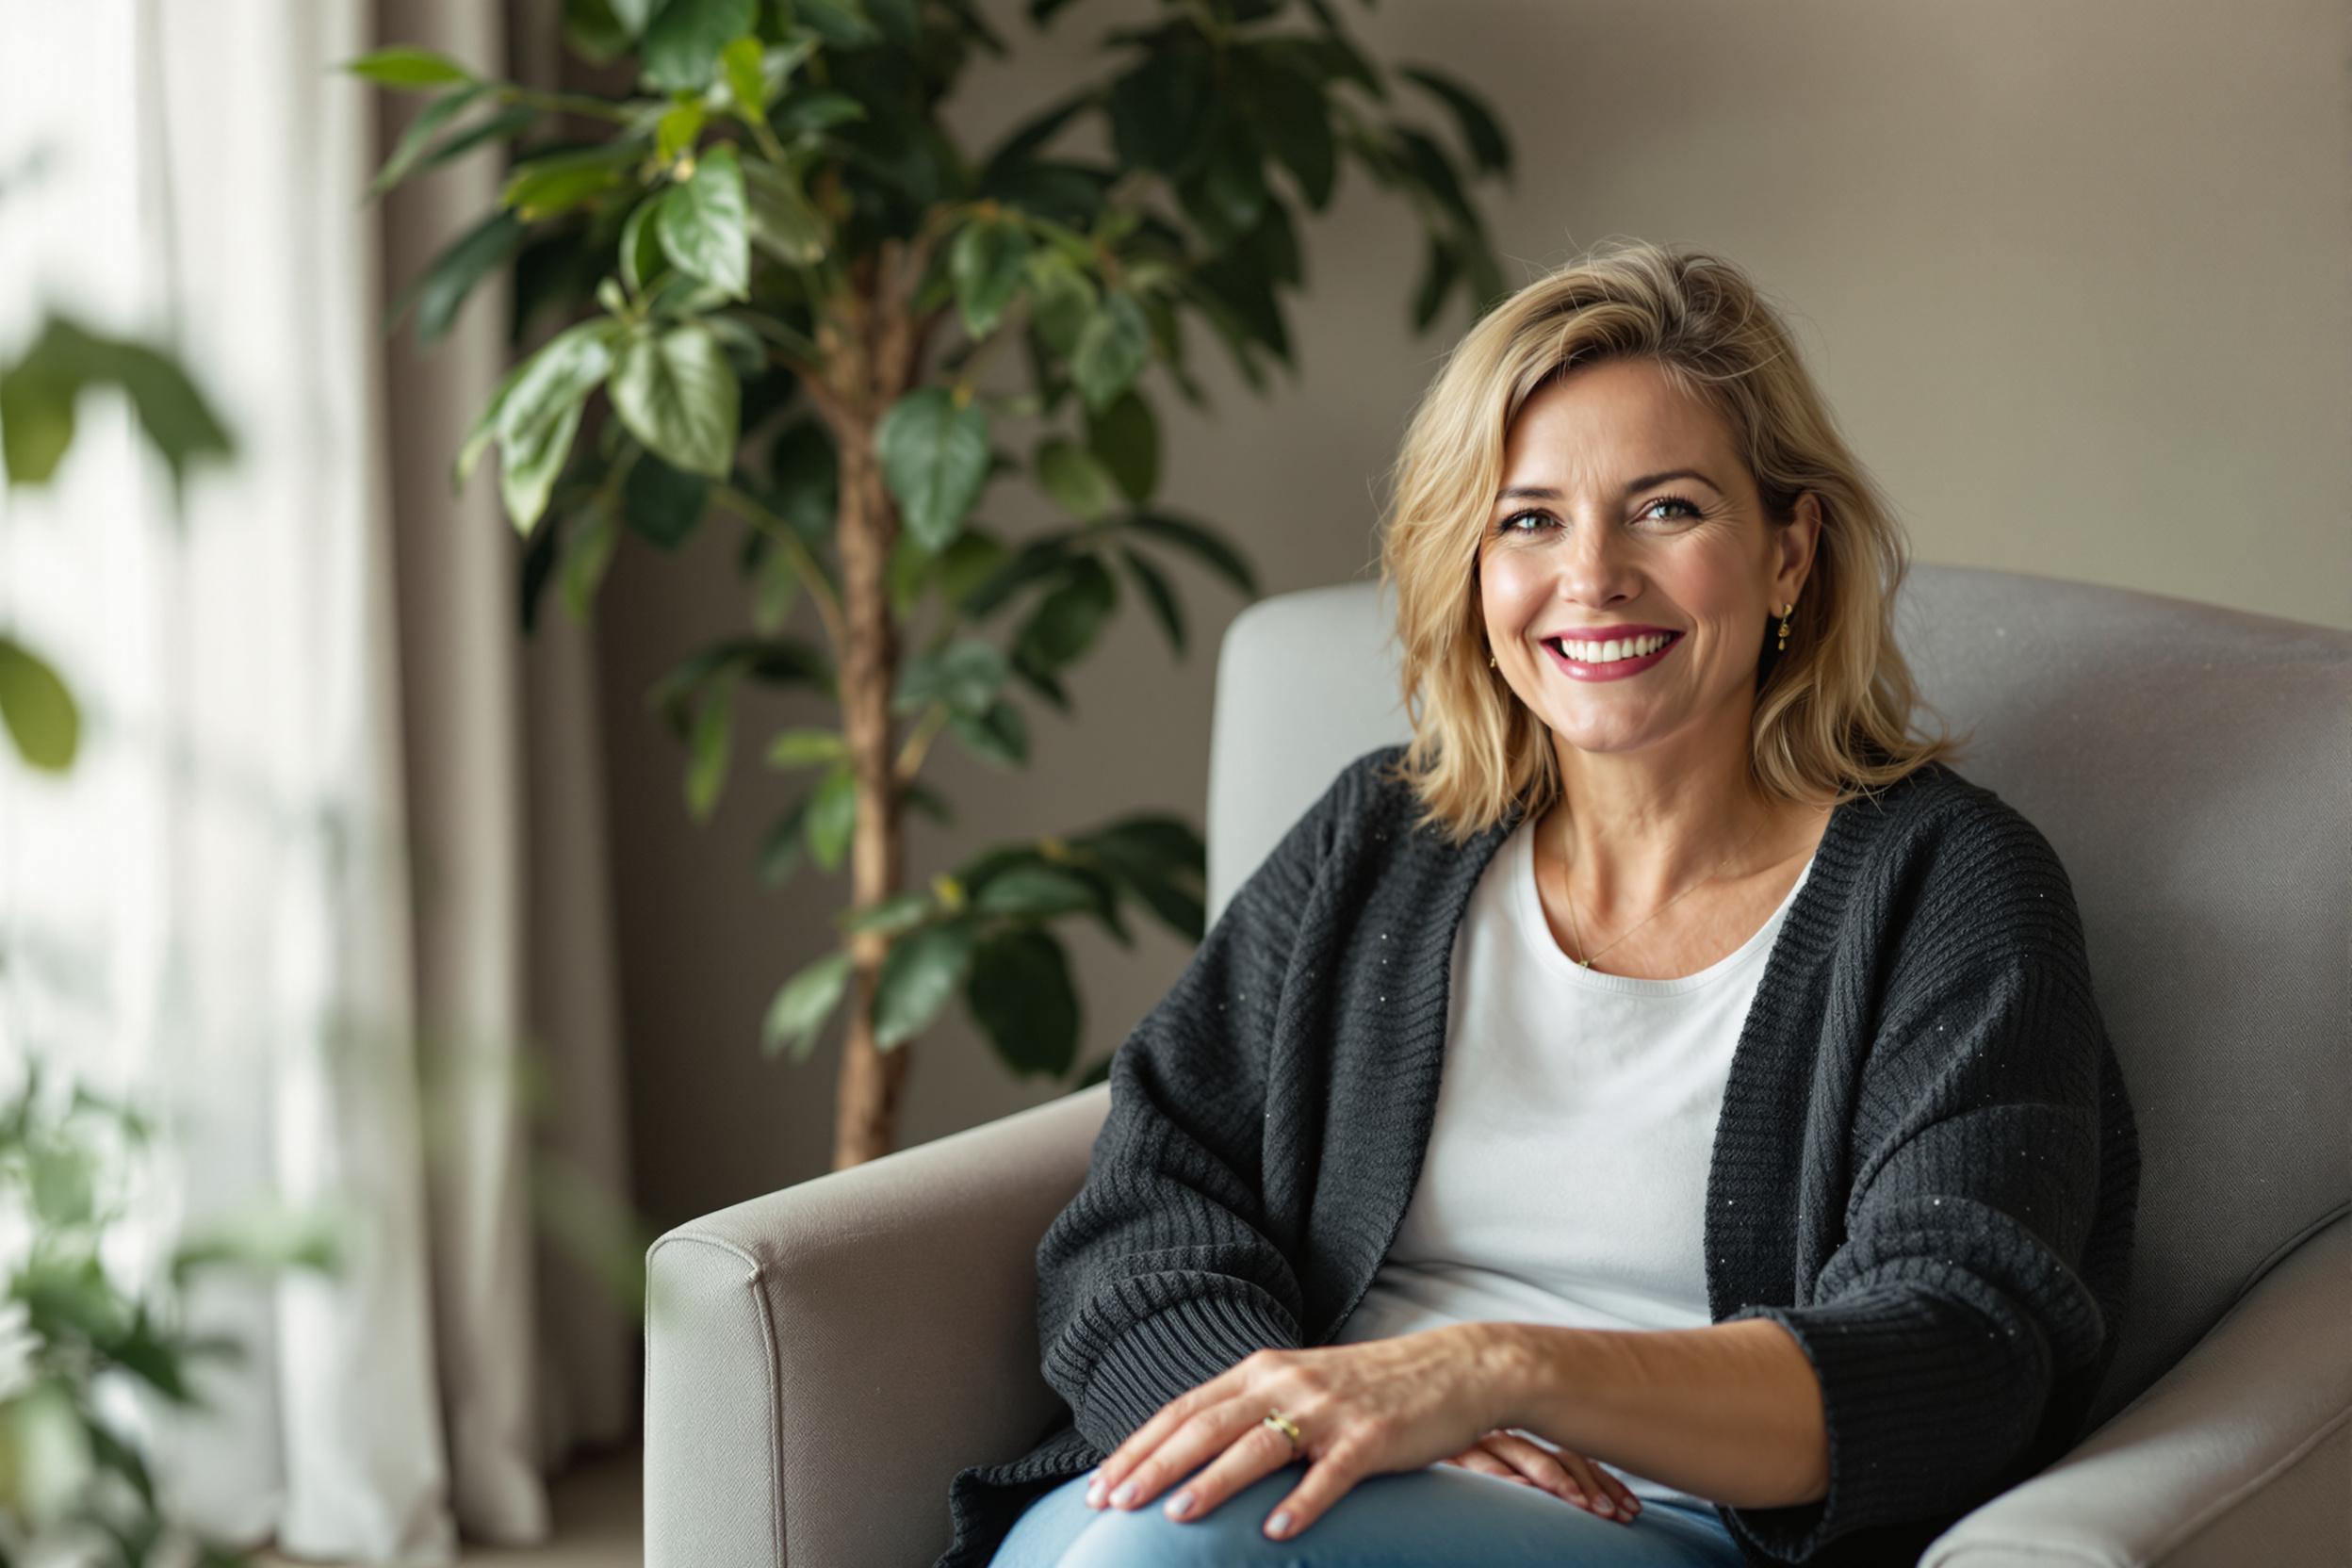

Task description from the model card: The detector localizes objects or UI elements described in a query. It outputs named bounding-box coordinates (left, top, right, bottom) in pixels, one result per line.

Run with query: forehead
left=1500, top=359, right=1734, bottom=485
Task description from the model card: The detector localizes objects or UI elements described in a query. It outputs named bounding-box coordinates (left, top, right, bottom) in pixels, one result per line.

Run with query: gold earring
left=1777, top=601, right=1794, bottom=650
left=1489, top=653, right=1497, bottom=666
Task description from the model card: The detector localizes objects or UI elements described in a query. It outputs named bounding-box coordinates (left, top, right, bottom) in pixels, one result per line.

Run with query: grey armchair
left=645, top=564, right=2351, bottom=1567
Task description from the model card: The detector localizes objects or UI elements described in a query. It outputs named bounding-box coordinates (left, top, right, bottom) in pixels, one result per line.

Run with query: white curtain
left=0, top=0, right=634, bottom=1559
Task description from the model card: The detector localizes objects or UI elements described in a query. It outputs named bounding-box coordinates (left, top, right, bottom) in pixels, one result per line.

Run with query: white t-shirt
left=1325, top=813, right=1819, bottom=1510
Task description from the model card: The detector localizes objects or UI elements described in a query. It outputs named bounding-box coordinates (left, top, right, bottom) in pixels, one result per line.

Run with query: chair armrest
left=1926, top=1211, right=2350, bottom=1566
left=643, top=1086, right=1108, bottom=1568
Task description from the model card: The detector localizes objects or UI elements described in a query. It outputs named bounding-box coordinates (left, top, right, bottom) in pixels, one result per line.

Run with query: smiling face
left=1478, top=356, right=1818, bottom=771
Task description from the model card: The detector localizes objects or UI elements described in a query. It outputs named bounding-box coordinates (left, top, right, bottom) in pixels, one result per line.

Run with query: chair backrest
left=1205, top=564, right=2352, bottom=1432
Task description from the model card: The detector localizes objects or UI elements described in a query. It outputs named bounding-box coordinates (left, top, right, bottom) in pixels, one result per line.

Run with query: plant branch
left=712, top=482, right=848, bottom=655
left=492, top=84, right=642, bottom=124
left=891, top=701, right=952, bottom=787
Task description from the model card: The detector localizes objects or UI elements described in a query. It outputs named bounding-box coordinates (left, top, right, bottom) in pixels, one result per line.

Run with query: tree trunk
left=830, top=421, right=908, bottom=1170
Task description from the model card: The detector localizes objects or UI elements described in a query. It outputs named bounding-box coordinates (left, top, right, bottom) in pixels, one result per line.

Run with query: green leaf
left=684, top=673, right=733, bottom=819
left=559, top=498, right=619, bottom=622
left=640, top=0, right=758, bottom=91
left=720, top=35, right=768, bottom=126
left=873, top=919, right=979, bottom=1050
left=1392, top=124, right=1476, bottom=229
left=1241, top=197, right=1302, bottom=289
left=1115, top=543, right=1185, bottom=659
left=1083, top=387, right=1158, bottom=503
left=1411, top=230, right=1458, bottom=330
left=888, top=530, right=935, bottom=620
left=369, top=83, right=489, bottom=198
left=836, top=891, right=936, bottom=938
left=1239, top=49, right=1336, bottom=208
left=1398, top=64, right=1512, bottom=176
left=1070, top=291, right=1150, bottom=415
left=771, top=90, right=867, bottom=138
left=410, top=104, right=540, bottom=180
left=945, top=697, right=1027, bottom=768
left=1023, top=251, right=1095, bottom=359
left=609, top=321, right=741, bottom=478
left=762, top=949, right=854, bottom=1061
left=0, top=635, right=80, bottom=772
left=500, top=146, right=631, bottom=220
left=796, top=0, right=883, bottom=46
left=342, top=46, right=475, bottom=89
left=932, top=527, right=1010, bottom=611
left=893, top=637, right=1008, bottom=718
left=804, top=761, right=857, bottom=870
left=471, top=319, right=617, bottom=531
left=764, top=727, right=847, bottom=767
left=620, top=191, right=670, bottom=294
left=26, top=1141, right=95, bottom=1227
left=170, top=1203, right=346, bottom=1282
left=971, top=864, right=1095, bottom=919
left=564, top=0, right=636, bottom=59
left=656, top=143, right=750, bottom=299
left=1013, top=556, right=1116, bottom=669
left=758, top=794, right=812, bottom=885
left=385, top=208, right=529, bottom=344
left=950, top=217, right=1032, bottom=338
left=954, top=529, right=1078, bottom=617
left=1184, top=112, right=1268, bottom=244
left=1076, top=814, right=1207, bottom=938
left=742, top=157, right=827, bottom=264
left=0, top=318, right=234, bottom=487
left=622, top=447, right=708, bottom=548
left=1108, top=45, right=1212, bottom=174
left=1033, top=436, right=1120, bottom=522
left=1126, top=511, right=1257, bottom=596
left=965, top=928, right=1079, bottom=1076
left=875, top=386, right=991, bottom=551
left=656, top=99, right=708, bottom=163
left=903, top=779, right=955, bottom=825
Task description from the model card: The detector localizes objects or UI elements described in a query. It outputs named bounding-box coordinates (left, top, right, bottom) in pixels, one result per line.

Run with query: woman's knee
left=1052, top=1463, right=1302, bottom=1568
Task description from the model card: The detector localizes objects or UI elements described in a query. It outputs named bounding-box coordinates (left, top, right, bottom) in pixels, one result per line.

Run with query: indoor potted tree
left=352, top=0, right=1515, bottom=1168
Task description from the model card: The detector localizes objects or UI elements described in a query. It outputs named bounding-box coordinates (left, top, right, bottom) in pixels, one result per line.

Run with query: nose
left=1549, top=519, right=1644, bottom=616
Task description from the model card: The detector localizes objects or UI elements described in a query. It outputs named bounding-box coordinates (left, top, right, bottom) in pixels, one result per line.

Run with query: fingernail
left=1109, top=1480, right=1136, bottom=1508
left=1266, top=1510, right=1292, bottom=1539
left=1164, top=1490, right=1193, bottom=1518
left=1595, top=1498, right=1615, bottom=1516
left=1084, top=1478, right=1103, bottom=1507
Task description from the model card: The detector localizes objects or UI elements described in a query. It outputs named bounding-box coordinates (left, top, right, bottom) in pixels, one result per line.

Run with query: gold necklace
left=1555, top=807, right=1773, bottom=972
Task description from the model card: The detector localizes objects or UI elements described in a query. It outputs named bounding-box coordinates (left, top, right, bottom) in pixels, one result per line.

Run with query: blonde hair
left=1371, top=237, right=1967, bottom=845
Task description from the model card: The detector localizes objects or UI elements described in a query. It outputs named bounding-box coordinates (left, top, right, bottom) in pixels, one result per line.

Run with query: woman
left=935, top=240, right=2141, bottom=1568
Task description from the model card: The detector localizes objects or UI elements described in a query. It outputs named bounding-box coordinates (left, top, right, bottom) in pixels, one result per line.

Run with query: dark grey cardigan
left=933, top=743, right=2141, bottom=1568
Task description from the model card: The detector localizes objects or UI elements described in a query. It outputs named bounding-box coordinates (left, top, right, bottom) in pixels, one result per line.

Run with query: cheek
left=1479, top=549, right=1547, bottom=612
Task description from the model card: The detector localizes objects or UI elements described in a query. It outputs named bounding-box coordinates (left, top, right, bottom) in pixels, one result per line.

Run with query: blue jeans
left=990, top=1458, right=1749, bottom=1566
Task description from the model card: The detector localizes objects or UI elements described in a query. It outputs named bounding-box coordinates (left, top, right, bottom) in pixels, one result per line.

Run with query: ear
left=1777, top=490, right=1823, bottom=602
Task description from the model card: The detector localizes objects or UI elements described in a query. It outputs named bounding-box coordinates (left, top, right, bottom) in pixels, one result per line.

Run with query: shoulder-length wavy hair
left=1371, top=237, right=1967, bottom=846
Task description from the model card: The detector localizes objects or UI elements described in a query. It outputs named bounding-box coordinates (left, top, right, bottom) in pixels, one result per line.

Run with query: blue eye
left=1496, top=494, right=1703, bottom=535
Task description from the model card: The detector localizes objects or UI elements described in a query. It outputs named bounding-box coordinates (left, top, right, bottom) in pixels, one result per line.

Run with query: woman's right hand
left=1438, top=1429, right=1645, bottom=1525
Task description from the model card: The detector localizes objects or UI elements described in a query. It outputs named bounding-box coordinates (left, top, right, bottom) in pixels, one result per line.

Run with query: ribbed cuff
left=1723, top=1286, right=2046, bottom=1560
left=1074, top=1294, right=1302, bottom=1451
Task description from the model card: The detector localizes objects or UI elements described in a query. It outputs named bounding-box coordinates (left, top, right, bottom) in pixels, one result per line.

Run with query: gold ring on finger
left=1262, top=1408, right=1303, bottom=1455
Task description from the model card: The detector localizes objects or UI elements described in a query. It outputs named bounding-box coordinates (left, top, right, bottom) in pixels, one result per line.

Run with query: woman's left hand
left=1082, top=1323, right=1519, bottom=1542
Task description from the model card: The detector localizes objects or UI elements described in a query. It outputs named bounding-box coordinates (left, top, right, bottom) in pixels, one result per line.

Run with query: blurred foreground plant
left=0, top=1058, right=341, bottom=1567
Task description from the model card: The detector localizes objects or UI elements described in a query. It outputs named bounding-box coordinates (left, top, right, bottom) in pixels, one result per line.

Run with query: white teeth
left=1552, top=633, right=1672, bottom=663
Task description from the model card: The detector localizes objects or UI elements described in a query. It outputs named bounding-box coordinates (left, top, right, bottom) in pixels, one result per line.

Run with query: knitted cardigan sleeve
left=1721, top=797, right=2126, bottom=1561
left=1033, top=757, right=1355, bottom=1456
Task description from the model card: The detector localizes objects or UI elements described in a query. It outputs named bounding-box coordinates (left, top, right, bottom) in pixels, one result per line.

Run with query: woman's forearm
left=1484, top=1319, right=1830, bottom=1510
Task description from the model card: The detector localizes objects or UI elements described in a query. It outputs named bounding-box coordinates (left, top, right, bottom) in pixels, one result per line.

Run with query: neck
left=1539, top=744, right=1782, bottom=915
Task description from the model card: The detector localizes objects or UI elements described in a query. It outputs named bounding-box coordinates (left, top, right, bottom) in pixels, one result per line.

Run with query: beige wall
left=597, top=0, right=2352, bottom=1230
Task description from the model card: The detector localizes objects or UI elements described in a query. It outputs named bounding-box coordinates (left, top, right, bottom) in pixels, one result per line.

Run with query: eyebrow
left=1493, top=468, right=1723, bottom=507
